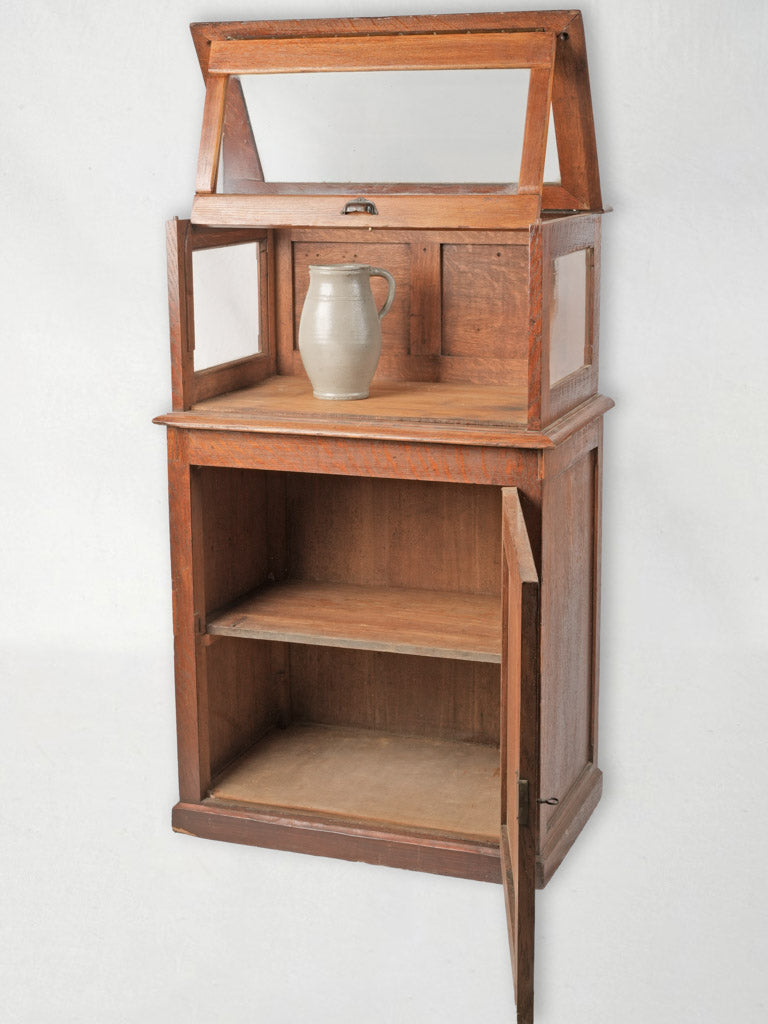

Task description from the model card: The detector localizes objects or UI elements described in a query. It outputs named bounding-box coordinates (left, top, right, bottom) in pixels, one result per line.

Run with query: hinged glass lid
left=189, top=11, right=602, bottom=229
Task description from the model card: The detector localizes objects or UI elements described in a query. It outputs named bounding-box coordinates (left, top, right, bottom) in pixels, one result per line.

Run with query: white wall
left=1, top=2, right=766, bottom=1022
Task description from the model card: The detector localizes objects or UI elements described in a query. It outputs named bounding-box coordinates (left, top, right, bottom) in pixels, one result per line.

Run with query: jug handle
left=369, top=268, right=396, bottom=320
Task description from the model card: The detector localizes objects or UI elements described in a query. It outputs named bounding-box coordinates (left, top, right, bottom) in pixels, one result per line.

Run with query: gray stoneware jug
left=298, top=263, right=396, bottom=400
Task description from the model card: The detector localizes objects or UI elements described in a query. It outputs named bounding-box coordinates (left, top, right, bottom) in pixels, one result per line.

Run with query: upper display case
left=189, top=10, right=603, bottom=229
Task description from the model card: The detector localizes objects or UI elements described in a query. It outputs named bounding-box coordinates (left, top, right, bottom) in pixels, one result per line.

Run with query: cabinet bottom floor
left=173, top=721, right=503, bottom=882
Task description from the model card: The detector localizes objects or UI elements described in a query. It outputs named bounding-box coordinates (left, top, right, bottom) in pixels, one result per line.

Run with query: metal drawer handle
left=341, top=197, right=378, bottom=216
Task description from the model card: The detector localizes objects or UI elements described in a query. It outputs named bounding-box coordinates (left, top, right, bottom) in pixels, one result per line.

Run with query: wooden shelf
left=207, top=580, right=502, bottom=662
left=193, top=376, right=529, bottom=429
left=208, top=723, right=500, bottom=842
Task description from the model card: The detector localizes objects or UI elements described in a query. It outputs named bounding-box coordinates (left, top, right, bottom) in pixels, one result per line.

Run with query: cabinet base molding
left=536, top=763, right=603, bottom=888
left=171, top=801, right=502, bottom=883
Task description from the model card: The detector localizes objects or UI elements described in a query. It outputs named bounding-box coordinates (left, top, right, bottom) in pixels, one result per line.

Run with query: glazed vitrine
left=156, top=12, right=610, bottom=1022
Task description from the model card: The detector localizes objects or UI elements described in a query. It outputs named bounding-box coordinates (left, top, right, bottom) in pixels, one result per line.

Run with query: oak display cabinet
left=156, top=12, right=611, bottom=1022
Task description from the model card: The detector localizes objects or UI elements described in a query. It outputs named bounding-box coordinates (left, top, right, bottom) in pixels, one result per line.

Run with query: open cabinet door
left=500, top=488, right=540, bottom=1024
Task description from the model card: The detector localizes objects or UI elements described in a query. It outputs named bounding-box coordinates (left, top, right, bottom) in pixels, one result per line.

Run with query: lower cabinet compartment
left=203, top=639, right=500, bottom=846
left=208, top=722, right=499, bottom=843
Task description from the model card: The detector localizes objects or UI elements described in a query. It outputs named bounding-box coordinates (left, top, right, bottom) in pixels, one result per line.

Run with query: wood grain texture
left=191, top=13, right=580, bottom=79
left=207, top=32, right=555, bottom=76
left=288, top=646, right=500, bottom=745
left=204, top=636, right=284, bottom=778
left=221, top=76, right=263, bottom=190
left=526, top=222, right=543, bottom=429
left=500, top=488, right=539, bottom=1024
left=167, top=431, right=210, bottom=801
left=538, top=445, right=598, bottom=841
left=196, top=466, right=274, bottom=615
left=284, top=473, right=501, bottom=594
left=442, top=244, right=528, bottom=364
left=227, top=181, right=522, bottom=196
left=191, top=193, right=542, bottom=230
left=518, top=60, right=556, bottom=195
left=208, top=580, right=501, bottom=662
left=195, top=76, right=227, bottom=194
left=409, top=238, right=442, bottom=358
left=208, top=723, right=500, bottom=842
left=166, top=218, right=194, bottom=411
left=182, top=428, right=539, bottom=488
left=536, top=762, right=602, bottom=888
left=550, top=13, right=602, bottom=210
left=172, top=801, right=501, bottom=882
left=193, top=375, right=528, bottom=428
left=188, top=224, right=268, bottom=251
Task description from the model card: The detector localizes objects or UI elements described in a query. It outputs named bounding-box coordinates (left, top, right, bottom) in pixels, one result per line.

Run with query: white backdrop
left=1, top=2, right=766, bottom=1022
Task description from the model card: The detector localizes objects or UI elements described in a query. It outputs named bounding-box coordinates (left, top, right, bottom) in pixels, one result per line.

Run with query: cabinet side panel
left=289, top=646, right=500, bottom=744
left=198, top=467, right=285, bottom=614
left=285, top=475, right=502, bottom=595
left=539, top=447, right=598, bottom=827
left=206, top=637, right=287, bottom=779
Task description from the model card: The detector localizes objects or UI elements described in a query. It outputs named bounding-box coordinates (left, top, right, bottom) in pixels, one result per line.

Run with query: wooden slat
left=227, top=181, right=520, bottom=196
left=207, top=580, right=501, bottom=662
left=173, top=800, right=501, bottom=882
left=208, top=723, right=500, bottom=842
left=409, top=238, right=442, bottom=356
left=166, top=218, right=194, bottom=411
left=191, top=193, right=541, bottom=230
left=500, top=487, right=539, bottom=1024
left=192, top=14, right=579, bottom=78
left=192, top=15, right=579, bottom=77
left=518, top=61, right=556, bottom=194
left=195, top=76, right=228, bottom=194
left=192, top=353, right=273, bottom=404
left=208, top=32, right=555, bottom=76
left=550, top=14, right=602, bottom=209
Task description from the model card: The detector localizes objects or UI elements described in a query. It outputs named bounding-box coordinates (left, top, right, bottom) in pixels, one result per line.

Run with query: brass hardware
left=341, top=197, right=378, bottom=216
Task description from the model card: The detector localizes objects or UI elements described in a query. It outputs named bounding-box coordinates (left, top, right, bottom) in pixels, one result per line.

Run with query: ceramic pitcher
left=298, top=263, right=396, bottom=400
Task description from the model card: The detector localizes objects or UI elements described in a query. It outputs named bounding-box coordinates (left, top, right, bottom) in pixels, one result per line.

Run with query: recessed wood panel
left=539, top=449, right=596, bottom=830
left=289, top=646, right=500, bottom=744
left=285, top=474, right=502, bottom=594
left=441, top=244, right=528, bottom=361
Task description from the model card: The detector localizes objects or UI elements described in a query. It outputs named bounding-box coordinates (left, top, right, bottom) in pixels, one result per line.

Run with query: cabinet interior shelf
left=206, top=579, right=502, bottom=663
left=207, top=722, right=500, bottom=843
left=191, top=377, right=529, bottom=429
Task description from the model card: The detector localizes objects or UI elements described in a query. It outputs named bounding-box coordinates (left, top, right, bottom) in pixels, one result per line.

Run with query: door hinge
left=517, top=778, right=530, bottom=826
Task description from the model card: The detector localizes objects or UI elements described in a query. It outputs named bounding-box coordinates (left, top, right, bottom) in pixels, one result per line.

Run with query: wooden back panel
left=277, top=227, right=531, bottom=387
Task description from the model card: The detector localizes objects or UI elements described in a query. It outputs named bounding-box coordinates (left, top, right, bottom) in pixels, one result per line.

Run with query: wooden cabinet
left=156, top=12, right=610, bottom=1022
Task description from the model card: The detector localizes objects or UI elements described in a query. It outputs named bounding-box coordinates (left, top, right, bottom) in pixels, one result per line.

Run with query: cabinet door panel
left=500, top=488, right=539, bottom=1024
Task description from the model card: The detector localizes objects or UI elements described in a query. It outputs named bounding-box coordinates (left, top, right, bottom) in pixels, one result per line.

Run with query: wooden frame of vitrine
left=157, top=12, right=610, bottom=1023
left=188, top=10, right=602, bottom=228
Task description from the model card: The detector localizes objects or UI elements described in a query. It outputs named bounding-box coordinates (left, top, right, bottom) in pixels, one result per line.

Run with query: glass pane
left=549, top=249, right=589, bottom=385
left=192, top=243, right=260, bottom=371
left=232, top=69, right=560, bottom=185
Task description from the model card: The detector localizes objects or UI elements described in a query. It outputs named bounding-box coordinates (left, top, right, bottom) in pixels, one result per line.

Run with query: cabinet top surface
left=155, top=376, right=613, bottom=449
